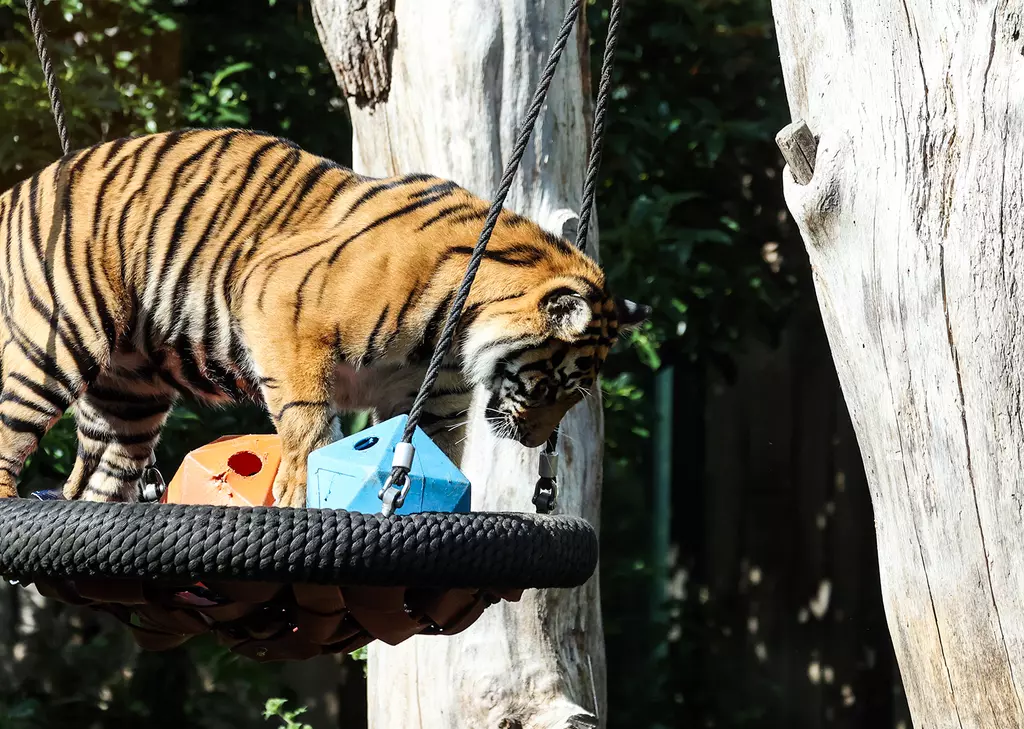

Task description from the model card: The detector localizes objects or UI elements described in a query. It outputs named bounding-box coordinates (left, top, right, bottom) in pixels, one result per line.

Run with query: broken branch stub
left=776, top=120, right=818, bottom=185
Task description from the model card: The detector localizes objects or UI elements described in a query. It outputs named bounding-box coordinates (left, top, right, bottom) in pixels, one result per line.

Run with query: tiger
left=0, top=128, right=649, bottom=508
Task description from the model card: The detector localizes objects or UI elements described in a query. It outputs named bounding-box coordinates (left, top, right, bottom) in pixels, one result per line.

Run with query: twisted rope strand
left=24, top=0, right=70, bottom=155
left=541, top=0, right=625, bottom=511
left=392, top=0, right=585, bottom=475
left=575, top=0, right=624, bottom=254
left=390, top=1, right=626, bottom=508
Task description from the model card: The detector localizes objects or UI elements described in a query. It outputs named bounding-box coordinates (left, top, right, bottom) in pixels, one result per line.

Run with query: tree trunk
left=771, top=2, right=1024, bottom=727
left=310, top=1, right=606, bottom=727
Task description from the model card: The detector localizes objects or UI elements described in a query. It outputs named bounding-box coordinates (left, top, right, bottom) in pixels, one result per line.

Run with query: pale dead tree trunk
left=311, top=1, right=606, bottom=727
left=772, top=1, right=1024, bottom=727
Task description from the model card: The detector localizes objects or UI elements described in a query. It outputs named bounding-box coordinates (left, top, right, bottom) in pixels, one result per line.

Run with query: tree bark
left=310, top=1, right=606, bottom=727
left=771, top=2, right=1024, bottom=727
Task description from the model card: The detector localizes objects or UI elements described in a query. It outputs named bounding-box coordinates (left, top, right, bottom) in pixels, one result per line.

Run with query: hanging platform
left=0, top=499, right=597, bottom=661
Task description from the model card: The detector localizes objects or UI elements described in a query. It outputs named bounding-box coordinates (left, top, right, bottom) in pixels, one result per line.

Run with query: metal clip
left=533, top=433, right=559, bottom=513
left=379, top=470, right=412, bottom=517
left=379, top=442, right=416, bottom=516
left=139, top=464, right=166, bottom=503
left=532, top=475, right=557, bottom=514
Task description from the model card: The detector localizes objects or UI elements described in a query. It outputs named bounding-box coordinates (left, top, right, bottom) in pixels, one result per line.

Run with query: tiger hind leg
left=63, top=372, right=177, bottom=502
left=0, top=345, right=84, bottom=498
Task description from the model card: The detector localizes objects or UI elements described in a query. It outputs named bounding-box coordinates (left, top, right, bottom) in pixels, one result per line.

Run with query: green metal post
left=651, top=365, right=673, bottom=637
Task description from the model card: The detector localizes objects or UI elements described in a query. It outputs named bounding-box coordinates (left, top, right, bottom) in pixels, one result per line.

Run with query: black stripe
left=20, top=284, right=97, bottom=380
left=265, top=186, right=457, bottom=282
left=221, top=148, right=305, bottom=293
left=85, top=384, right=169, bottom=404
left=26, top=173, right=43, bottom=258
left=1, top=185, right=19, bottom=314
left=139, top=136, right=228, bottom=348
left=168, top=189, right=232, bottom=339
left=344, top=174, right=434, bottom=218
left=324, top=190, right=461, bottom=267
left=101, top=135, right=131, bottom=166
left=143, top=133, right=226, bottom=283
left=567, top=275, right=602, bottom=299
left=541, top=230, right=574, bottom=255
left=388, top=285, right=423, bottom=351
left=75, top=442, right=102, bottom=463
left=61, top=152, right=97, bottom=330
left=473, top=334, right=529, bottom=357
left=298, top=173, right=359, bottom=225
left=503, top=211, right=530, bottom=228
left=418, top=203, right=476, bottom=231
left=209, top=138, right=282, bottom=239
left=169, top=339, right=223, bottom=397
left=273, top=400, right=330, bottom=421
left=121, top=131, right=186, bottom=282
left=449, top=209, right=491, bottom=226
left=290, top=260, right=324, bottom=320
left=199, top=143, right=288, bottom=349
left=113, top=136, right=161, bottom=266
left=6, top=324, right=78, bottom=395
left=446, top=244, right=545, bottom=267
left=77, top=422, right=160, bottom=445
left=93, top=153, right=131, bottom=239
left=276, top=159, right=340, bottom=230
left=8, top=372, right=72, bottom=411
left=290, top=184, right=452, bottom=308
left=410, top=180, right=459, bottom=200
left=67, top=148, right=120, bottom=348
left=16, top=192, right=100, bottom=380
left=361, top=304, right=390, bottom=366
left=83, top=392, right=172, bottom=420
left=413, top=291, right=455, bottom=362
left=0, top=392, right=59, bottom=418
left=95, top=463, right=144, bottom=481
left=251, top=156, right=324, bottom=242
left=0, top=412, right=48, bottom=440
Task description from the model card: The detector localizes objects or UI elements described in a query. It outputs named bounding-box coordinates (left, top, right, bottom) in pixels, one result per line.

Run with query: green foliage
left=589, top=0, right=802, bottom=726
left=168, top=0, right=351, bottom=161
left=593, top=0, right=798, bottom=367
left=263, top=698, right=313, bottom=729
left=0, top=0, right=178, bottom=189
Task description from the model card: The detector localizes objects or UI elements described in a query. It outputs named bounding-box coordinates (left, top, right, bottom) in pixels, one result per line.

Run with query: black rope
left=24, top=0, right=70, bottom=155
left=0, top=500, right=599, bottom=589
left=386, top=0, right=626, bottom=511
left=387, top=0, right=585, bottom=493
left=539, top=0, right=624, bottom=513
left=575, top=0, right=623, bottom=255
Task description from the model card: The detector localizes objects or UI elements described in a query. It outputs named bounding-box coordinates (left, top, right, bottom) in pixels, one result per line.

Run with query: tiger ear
left=615, top=298, right=651, bottom=332
left=542, top=288, right=592, bottom=339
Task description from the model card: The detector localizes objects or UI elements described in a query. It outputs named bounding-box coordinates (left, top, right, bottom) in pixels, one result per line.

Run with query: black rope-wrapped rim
left=0, top=500, right=598, bottom=589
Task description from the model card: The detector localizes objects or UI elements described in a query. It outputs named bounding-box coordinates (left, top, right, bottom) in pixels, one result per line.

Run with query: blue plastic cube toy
left=305, top=415, right=471, bottom=515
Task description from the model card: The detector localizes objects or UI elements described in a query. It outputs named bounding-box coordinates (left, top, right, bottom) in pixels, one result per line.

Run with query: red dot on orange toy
left=161, top=435, right=282, bottom=507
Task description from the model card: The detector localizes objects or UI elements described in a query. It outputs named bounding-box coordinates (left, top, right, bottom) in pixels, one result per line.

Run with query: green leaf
left=210, top=61, right=253, bottom=91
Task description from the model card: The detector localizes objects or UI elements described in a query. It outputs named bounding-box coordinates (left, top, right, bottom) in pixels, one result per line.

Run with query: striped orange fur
left=0, top=128, right=648, bottom=507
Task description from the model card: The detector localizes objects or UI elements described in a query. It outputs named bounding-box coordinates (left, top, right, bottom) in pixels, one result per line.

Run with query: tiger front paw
left=272, top=475, right=307, bottom=509
left=0, top=472, right=16, bottom=499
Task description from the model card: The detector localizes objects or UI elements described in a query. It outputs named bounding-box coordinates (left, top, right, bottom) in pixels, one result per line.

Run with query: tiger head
left=464, top=278, right=650, bottom=448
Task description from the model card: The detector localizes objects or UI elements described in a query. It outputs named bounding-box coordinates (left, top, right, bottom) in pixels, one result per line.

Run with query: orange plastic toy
left=160, top=434, right=281, bottom=507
